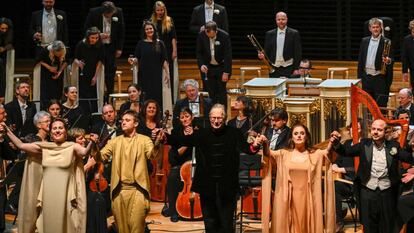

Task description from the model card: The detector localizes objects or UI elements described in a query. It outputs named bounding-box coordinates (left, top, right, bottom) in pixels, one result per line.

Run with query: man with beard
left=332, top=119, right=414, bottom=233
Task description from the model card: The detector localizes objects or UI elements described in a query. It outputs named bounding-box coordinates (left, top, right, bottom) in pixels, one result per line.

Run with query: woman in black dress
left=74, top=27, right=104, bottom=114
left=227, top=96, right=255, bottom=138
left=36, top=40, right=67, bottom=108
left=150, top=1, right=177, bottom=101
left=128, top=21, right=169, bottom=111
left=118, top=83, right=142, bottom=116
left=61, top=85, right=86, bottom=130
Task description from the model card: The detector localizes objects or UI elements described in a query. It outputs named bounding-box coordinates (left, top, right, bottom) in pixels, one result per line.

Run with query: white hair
left=182, top=79, right=199, bottom=90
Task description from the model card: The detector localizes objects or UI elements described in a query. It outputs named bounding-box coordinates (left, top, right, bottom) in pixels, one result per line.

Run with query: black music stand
left=3, top=160, right=25, bottom=225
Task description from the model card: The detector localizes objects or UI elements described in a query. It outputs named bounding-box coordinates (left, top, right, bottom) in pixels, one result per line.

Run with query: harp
left=350, top=84, right=410, bottom=170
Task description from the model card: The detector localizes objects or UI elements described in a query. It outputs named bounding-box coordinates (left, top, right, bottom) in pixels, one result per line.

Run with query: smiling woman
left=2, top=118, right=96, bottom=233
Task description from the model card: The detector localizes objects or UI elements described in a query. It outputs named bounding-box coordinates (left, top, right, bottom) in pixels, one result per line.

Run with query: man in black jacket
left=29, top=0, right=68, bottom=57
left=84, top=1, right=125, bottom=102
left=259, top=11, right=302, bottom=78
left=5, top=81, right=37, bottom=138
left=332, top=119, right=414, bottom=233
left=189, top=0, right=229, bottom=34
left=402, top=20, right=414, bottom=88
left=357, top=18, right=393, bottom=108
left=172, top=79, right=212, bottom=128
left=196, top=21, right=231, bottom=107
left=176, top=104, right=262, bottom=233
left=265, top=108, right=291, bottom=151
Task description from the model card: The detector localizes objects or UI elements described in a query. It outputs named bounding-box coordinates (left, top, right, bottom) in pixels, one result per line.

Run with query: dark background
left=1, top=0, right=414, bottom=60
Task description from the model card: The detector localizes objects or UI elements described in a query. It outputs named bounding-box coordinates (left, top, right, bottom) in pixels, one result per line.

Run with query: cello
left=150, top=110, right=171, bottom=202
left=176, top=147, right=203, bottom=220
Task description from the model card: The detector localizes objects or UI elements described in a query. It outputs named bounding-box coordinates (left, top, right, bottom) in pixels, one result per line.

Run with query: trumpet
left=380, top=38, right=391, bottom=76
left=247, top=34, right=276, bottom=73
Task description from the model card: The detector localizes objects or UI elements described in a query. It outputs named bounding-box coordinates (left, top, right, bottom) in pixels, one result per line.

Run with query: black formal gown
left=134, top=40, right=167, bottom=109
left=61, top=104, right=87, bottom=130
left=155, top=19, right=177, bottom=100
left=35, top=47, right=66, bottom=108
left=74, top=40, right=104, bottom=114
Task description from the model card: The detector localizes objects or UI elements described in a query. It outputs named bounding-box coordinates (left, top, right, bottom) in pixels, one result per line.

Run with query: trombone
left=247, top=34, right=276, bottom=73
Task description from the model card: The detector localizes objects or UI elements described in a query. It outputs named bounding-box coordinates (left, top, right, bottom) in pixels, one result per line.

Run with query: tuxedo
left=189, top=3, right=229, bottom=34
left=264, top=27, right=302, bottom=77
left=4, top=98, right=37, bottom=138
left=91, top=121, right=122, bottom=148
left=402, top=34, right=414, bottom=86
left=84, top=6, right=125, bottom=100
left=196, top=29, right=232, bottom=106
left=265, top=126, right=291, bottom=150
left=335, top=138, right=413, bottom=233
left=29, top=8, right=68, bottom=57
left=357, top=36, right=393, bottom=107
left=172, top=96, right=212, bottom=128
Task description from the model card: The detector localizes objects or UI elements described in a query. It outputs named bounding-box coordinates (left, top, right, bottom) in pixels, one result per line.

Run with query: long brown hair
left=150, top=1, right=173, bottom=34
left=286, top=123, right=315, bottom=153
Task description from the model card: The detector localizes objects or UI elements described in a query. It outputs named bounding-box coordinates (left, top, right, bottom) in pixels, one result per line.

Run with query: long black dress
left=74, top=40, right=104, bottom=114
left=35, top=47, right=66, bottom=108
left=155, top=19, right=177, bottom=101
left=134, top=40, right=167, bottom=110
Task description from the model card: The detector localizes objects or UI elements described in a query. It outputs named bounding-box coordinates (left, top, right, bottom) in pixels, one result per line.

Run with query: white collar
left=205, top=2, right=214, bottom=9
left=17, top=98, right=27, bottom=108
left=43, top=8, right=55, bottom=16
left=370, top=36, right=381, bottom=42
left=278, top=27, right=287, bottom=33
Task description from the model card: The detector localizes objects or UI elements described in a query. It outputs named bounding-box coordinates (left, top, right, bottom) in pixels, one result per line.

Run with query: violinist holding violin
left=265, top=108, right=291, bottom=151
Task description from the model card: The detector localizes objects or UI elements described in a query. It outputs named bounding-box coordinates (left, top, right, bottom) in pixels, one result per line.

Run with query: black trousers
left=360, top=186, right=396, bottom=233
left=103, top=43, right=116, bottom=103
left=395, top=192, right=414, bottom=233
left=269, top=65, right=294, bottom=78
left=206, top=64, right=227, bottom=107
left=335, top=181, right=353, bottom=223
left=0, top=187, right=6, bottom=232
left=361, top=74, right=388, bottom=108
left=167, top=166, right=183, bottom=217
left=200, top=186, right=237, bottom=233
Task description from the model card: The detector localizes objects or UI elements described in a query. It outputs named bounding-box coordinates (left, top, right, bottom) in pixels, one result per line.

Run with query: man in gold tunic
left=100, top=110, right=163, bottom=233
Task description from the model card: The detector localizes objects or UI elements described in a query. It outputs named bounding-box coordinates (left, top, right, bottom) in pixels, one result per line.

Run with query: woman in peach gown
left=260, top=123, right=337, bottom=233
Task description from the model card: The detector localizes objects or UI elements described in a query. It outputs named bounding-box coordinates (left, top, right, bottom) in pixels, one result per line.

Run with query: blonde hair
left=68, top=127, right=85, bottom=142
left=151, top=1, right=173, bottom=34
left=409, top=20, right=414, bottom=30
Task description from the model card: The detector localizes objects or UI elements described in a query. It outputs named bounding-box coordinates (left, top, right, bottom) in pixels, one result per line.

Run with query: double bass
left=150, top=110, right=171, bottom=202
left=176, top=147, right=203, bottom=220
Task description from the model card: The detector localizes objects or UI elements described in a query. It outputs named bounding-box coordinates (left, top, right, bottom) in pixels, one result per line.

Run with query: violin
left=86, top=135, right=109, bottom=193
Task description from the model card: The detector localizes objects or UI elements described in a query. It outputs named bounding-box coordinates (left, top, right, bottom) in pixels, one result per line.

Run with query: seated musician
left=265, top=108, right=291, bottom=151
left=394, top=88, right=414, bottom=125
left=173, top=79, right=212, bottom=128
left=291, top=59, right=312, bottom=78
left=389, top=109, right=414, bottom=143
left=227, top=95, right=254, bottom=138
left=166, top=107, right=194, bottom=222
left=61, top=85, right=86, bottom=130
left=119, top=83, right=142, bottom=116
left=332, top=123, right=359, bottom=232
left=46, top=99, right=62, bottom=119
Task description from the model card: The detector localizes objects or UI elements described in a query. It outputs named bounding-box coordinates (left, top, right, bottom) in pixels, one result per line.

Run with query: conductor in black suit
left=196, top=21, right=232, bottom=107
left=259, top=11, right=302, bottom=78
left=189, top=0, right=229, bottom=34
left=332, top=119, right=414, bottom=233
left=4, top=81, right=37, bottom=138
left=357, top=18, right=393, bottom=108
left=29, top=0, right=68, bottom=57
left=172, top=79, right=212, bottom=129
left=402, top=20, right=414, bottom=87
left=84, top=1, right=125, bottom=102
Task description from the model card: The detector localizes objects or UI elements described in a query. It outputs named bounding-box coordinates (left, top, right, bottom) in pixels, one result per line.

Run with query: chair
left=327, top=67, right=349, bottom=79
left=240, top=66, right=262, bottom=87
left=236, top=153, right=262, bottom=233
left=342, top=193, right=359, bottom=232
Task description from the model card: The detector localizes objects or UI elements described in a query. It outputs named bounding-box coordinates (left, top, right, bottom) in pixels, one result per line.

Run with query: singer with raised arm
left=258, top=11, right=302, bottom=78
left=357, top=17, right=393, bottom=108
left=1, top=118, right=96, bottom=233
left=332, top=119, right=414, bottom=233
left=259, top=123, right=336, bottom=233
left=98, top=110, right=165, bottom=233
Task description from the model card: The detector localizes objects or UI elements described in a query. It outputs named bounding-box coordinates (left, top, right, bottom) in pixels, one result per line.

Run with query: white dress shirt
left=102, top=16, right=112, bottom=44
left=204, top=2, right=214, bottom=23
left=275, top=27, right=293, bottom=67
left=365, top=36, right=381, bottom=76
left=42, top=8, right=57, bottom=46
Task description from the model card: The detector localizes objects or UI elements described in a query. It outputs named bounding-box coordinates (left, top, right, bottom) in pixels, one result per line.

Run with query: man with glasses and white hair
left=172, top=79, right=212, bottom=128
left=172, top=104, right=264, bottom=233
left=402, top=20, right=414, bottom=87
left=394, top=88, right=414, bottom=125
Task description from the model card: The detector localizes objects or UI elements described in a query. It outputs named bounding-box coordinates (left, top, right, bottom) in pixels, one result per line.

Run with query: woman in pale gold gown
left=260, top=123, right=337, bottom=233
left=2, top=118, right=96, bottom=233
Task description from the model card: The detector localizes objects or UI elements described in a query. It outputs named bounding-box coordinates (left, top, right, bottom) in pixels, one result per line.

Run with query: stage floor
left=4, top=201, right=362, bottom=232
